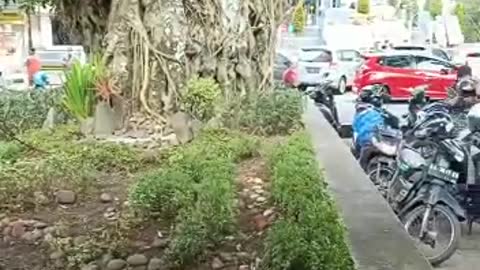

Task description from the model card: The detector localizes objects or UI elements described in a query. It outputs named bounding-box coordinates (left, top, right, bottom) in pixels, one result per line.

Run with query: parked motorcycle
left=383, top=103, right=480, bottom=266
left=351, top=85, right=401, bottom=185
left=305, top=80, right=341, bottom=132
left=387, top=144, right=464, bottom=266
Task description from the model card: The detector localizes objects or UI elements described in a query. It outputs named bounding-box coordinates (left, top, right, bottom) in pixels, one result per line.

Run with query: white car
left=297, top=46, right=362, bottom=94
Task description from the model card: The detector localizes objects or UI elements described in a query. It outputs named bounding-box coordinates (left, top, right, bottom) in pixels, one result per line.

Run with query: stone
left=80, top=117, right=95, bottom=135
left=168, top=112, right=193, bottom=144
left=236, top=252, right=250, bottom=260
left=111, top=96, right=125, bottom=130
left=56, top=190, right=76, bottom=204
left=106, top=259, right=127, bottom=270
left=11, top=221, right=26, bottom=238
left=101, top=254, right=114, bottom=267
left=43, top=226, right=57, bottom=235
left=253, top=214, right=268, bottom=231
left=94, top=102, right=116, bottom=136
left=161, top=133, right=179, bottom=146
left=147, top=258, right=162, bottom=270
left=127, top=254, right=148, bottom=266
left=74, top=236, right=88, bottom=245
left=219, top=252, right=233, bottom=262
left=263, top=208, right=274, bottom=217
left=125, top=129, right=148, bottom=139
left=42, top=107, right=58, bottom=129
left=50, top=251, right=65, bottom=260
left=22, top=229, right=43, bottom=241
left=251, top=178, right=263, bottom=184
left=140, top=150, right=159, bottom=163
left=255, top=196, right=266, bottom=203
left=2, top=226, right=11, bottom=236
left=211, top=257, right=224, bottom=269
left=151, top=237, right=169, bottom=248
left=190, top=119, right=203, bottom=137
left=81, top=264, right=100, bottom=270
left=34, top=191, right=49, bottom=205
left=239, top=265, right=249, bottom=270
left=0, top=217, right=10, bottom=228
left=33, top=221, right=48, bottom=229
left=100, top=193, right=113, bottom=203
left=249, top=194, right=259, bottom=200
left=252, top=185, right=263, bottom=191
left=43, top=233, right=54, bottom=242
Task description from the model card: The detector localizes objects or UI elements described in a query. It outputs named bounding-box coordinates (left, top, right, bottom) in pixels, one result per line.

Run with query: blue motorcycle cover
left=353, top=107, right=385, bottom=148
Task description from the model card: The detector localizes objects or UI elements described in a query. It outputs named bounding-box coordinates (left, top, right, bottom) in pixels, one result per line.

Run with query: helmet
left=468, top=103, right=480, bottom=132
left=457, top=77, right=476, bottom=96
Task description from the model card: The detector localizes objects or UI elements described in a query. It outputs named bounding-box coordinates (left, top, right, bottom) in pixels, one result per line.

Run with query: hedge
left=262, top=132, right=354, bottom=270
left=129, top=129, right=259, bottom=265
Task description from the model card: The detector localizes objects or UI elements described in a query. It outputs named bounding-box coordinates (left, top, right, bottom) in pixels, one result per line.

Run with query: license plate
left=306, top=67, right=321, bottom=73
left=428, top=164, right=459, bottom=183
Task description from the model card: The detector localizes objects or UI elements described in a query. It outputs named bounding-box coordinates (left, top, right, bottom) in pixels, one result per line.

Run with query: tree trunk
left=55, top=0, right=288, bottom=125
left=26, top=9, right=33, bottom=50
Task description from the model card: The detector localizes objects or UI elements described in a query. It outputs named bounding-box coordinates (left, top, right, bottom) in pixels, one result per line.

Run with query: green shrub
left=0, top=89, right=67, bottom=139
left=181, top=77, right=221, bottom=121
left=129, top=128, right=257, bottom=265
left=222, top=88, right=303, bottom=136
left=262, top=132, right=354, bottom=270
left=0, top=141, right=23, bottom=163
left=292, top=1, right=307, bottom=33
left=129, top=169, right=195, bottom=217
left=357, top=0, right=370, bottom=14
left=168, top=157, right=235, bottom=264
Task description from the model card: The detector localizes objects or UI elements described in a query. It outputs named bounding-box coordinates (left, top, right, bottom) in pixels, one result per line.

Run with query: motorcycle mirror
left=382, top=93, right=391, bottom=102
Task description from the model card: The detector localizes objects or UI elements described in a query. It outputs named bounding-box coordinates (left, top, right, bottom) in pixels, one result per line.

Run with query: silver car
left=297, top=46, right=362, bottom=94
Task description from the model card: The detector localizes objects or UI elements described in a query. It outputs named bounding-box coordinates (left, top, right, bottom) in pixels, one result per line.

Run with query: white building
left=0, top=5, right=54, bottom=72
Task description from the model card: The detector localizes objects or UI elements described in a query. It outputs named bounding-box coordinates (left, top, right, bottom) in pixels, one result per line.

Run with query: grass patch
left=262, top=132, right=354, bottom=270
left=0, top=125, right=142, bottom=211
left=129, top=128, right=259, bottom=265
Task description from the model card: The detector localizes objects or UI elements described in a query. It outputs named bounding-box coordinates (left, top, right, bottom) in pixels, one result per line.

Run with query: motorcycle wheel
left=402, top=204, right=461, bottom=266
left=366, top=157, right=395, bottom=197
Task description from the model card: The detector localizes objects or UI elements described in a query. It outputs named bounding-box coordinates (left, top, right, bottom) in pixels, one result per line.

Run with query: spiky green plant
left=62, top=61, right=96, bottom=120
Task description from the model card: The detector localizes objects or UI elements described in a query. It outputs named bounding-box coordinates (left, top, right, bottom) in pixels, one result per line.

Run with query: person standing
left=25, top=48, right=41, bottom=87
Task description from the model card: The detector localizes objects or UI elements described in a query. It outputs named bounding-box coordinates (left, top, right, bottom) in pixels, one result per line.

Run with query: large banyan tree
left=9, top=0, right=290, bottom=123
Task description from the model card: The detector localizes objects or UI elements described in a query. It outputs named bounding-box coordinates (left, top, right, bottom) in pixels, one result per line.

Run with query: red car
left=353, top=51, right=458, bottom=100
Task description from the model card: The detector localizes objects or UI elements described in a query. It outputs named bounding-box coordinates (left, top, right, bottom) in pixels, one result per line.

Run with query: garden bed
left=0, top=88, right=353, bottom=270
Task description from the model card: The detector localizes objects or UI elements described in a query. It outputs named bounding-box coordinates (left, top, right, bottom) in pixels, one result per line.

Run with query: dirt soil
left=0, top=156, right=273, bottom=270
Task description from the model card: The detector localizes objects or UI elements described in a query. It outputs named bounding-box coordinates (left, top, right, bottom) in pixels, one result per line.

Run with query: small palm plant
left=62, top=61, right=96, bottom=120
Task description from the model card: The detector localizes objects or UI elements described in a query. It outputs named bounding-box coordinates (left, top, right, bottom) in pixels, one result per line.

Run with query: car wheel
left=336, top=77, right=347, bottom=95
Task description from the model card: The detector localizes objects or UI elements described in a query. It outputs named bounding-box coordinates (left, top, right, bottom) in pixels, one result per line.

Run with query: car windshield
left=299, top=48, right=332, bottom=62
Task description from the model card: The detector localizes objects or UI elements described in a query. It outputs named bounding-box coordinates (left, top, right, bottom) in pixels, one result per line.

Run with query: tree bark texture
left=53, top=0, right=288, bottom=122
